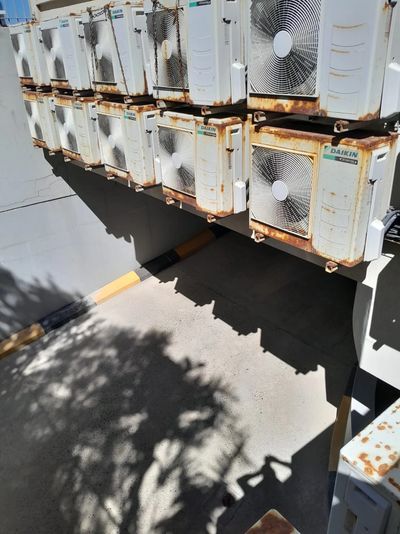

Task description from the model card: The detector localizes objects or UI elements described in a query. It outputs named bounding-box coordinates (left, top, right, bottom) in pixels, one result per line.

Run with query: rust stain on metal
left=378, top=463, right=390, bottom=477
left=20, top=76, right=33, bottom=85
left=62, top=148, right=81, bottom=162
left=385, top=444, right=391, bottom=450
left=33, top=139, right=48, bottom=149
left=162, top=186, right=197, bottom=208
left=51, top=80, right=70, bottom=90
left=389, top=454, right=398, bottom=462
left=333, top=23, right=364, bottom=29
left=246, top=509, right=297, bottom=534
left=94, top=83, right=121, bottom=95
left=361, top=437, right=369, bottom=444
left=248, top=95, right=324, bottom=117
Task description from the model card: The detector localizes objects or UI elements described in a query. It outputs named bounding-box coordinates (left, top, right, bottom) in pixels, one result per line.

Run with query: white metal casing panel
left=36, top=94, right=60, bottom=150
left=250, top=125, right=399, bottom=266
left=73, top=100, right=100, bottom=165
left=319, top=0, right=397, bottom=120
left=186, top=0, right=246, bottom=106
left=194, top=117, right=248, bottom=215
left=40, top=17, right=90, bottom=90
left=143, top=1, right=189, bottom=102
left=248, top=0, right=400, bottom=120
left=328, top=400, right=400, bottom=533
left=30, top=23, right=51, bottom=86
left=9, top=24, right=36, bottom=83
left=82, top=5, right=147, bottom=96
left=124, top=107, right=159, bottom=186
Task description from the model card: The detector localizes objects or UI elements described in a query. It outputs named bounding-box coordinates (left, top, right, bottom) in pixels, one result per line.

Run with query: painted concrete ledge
left=0, top=225, right=229, bottom=359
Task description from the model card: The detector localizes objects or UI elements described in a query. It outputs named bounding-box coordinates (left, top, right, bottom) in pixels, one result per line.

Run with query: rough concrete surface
left=0, top=233, right=357, bottom=534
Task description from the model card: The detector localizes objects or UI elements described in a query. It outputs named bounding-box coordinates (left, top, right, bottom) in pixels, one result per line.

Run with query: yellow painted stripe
left=91, top=271, right=141, bottom=305
left=0, top=324, right=45, bottom=359
left=329, top=394, right=352, bottom=472
left=175, top=229, right=215, bottom=260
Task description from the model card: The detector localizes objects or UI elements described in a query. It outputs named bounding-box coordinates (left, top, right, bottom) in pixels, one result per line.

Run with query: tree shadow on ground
left=0, top=289, right=247, bottom=534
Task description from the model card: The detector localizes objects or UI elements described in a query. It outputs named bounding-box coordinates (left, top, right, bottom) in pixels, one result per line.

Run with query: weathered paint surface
left=341, top=401, right=400, bottom=497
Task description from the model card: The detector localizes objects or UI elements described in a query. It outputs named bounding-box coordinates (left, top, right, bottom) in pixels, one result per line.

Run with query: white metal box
left=250, top=122, right=399, bottom=267
left=23, top=91, right=60, bottom=151
left=96, top=100, right=159, bottom=187
left=328, top=399, right=400, bottom=533
left=82, top=3, right=148, bottom=97
left=9, top=22, right=50, bottom=87
left=153, top=111, right=249, bottom=217
left=186, top=0, right=246, bottom=106
left=54, top=95, right=100, bottom=166
left=248, top=0, right=400, bottom=121
left=143, top=0, right=189, bottom=102
left=39, top=16, right=91, bottom=91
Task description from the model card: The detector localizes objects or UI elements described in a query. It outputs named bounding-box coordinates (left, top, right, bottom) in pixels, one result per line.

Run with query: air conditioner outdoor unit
left=39, top=16, right=91, bottom=91
left=23, top=91, right=60, bottom=151
left=248, top=0, right=400, bottom=121
left=185, top=0, right=246, bottom=106
left=143, top=0, right=189, bottom=102
left=96, top=101, right=159, bottom=187
left=250, top=122, right=399, bottom=267
left=81, top=3, right=148, bottom=97
left=328, top=399, right=400, bottom=533
left=54, top=95, right=100, bottom=166
left=154, top=111, right=249, bottom=217
left=9, top=22, right=50, bottom=87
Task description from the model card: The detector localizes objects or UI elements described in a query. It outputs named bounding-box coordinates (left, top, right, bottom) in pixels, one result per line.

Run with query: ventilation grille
left=146, top=7, right=188, bottom=90
left=11, top=33, right=31, bottom=78
left=24, top=100, right=43, bottom=141
left=84, top=19, right=115, bottom=84
left=55, top=105, right=78, bottom=153
left=159, top=126, right=195, bottom=196
left=98, top=114, right=127, bottom=170
left=42, top=27, right=66, bottom=80
left=251, top=146, right=313, bottom=237
left=249, top=0, right=321, bottom=97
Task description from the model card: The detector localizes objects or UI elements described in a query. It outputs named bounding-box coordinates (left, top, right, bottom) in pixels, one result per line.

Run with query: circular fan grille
left=159, top=126, right=195, bottom=196
left=98, top=114, right=127, bottom=170
left=24, top=100, right=43, bottom=141
left=251, top=146, right=313, bottom=237
left=249, top=0, right=321, bottom=96
left=146, top=8, right=188, bottom=90
left=42, top=27, right=66, bottom=80
left=55, top=105, right=78, bottom=153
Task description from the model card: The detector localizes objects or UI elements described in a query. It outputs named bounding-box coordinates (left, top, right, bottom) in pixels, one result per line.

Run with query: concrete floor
left=0, top=232, right=357, bottom=534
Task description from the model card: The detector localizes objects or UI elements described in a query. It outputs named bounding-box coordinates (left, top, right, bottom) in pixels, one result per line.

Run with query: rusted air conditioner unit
left=153, top=111, right=249, bottom=219
left=96, top=101, right=159, bottom=187
left=54, top=95, right=100, bottom=166
left=248, top=0, right=400, bottom=121
left=23, top=91, right=61, bottom=151
left=9, top=22, right=50, bottom=87
left=250, top=122, right=399, bottom=267
left=143, top=0, right=189, bottom=102
left=39, top=16, right=91, bottom=91
left=81, top=3, right=148, bottom=97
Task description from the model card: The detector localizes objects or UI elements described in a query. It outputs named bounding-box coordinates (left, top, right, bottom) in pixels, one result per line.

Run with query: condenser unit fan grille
left=42, top=27, right=66, bottom=80
left=251, top=146, right=313, bottom=237
left=24, top=101, right=44, bottom=141
left=84, top=20, right=115, bottom=84
left=11, top=33, right=31, bottom=77
left=159, top=126, right=195, bottom=196
left=55, top=105, right=78, bottom=153
left=146, top=8, right=188, bottom=90
left=249, top=0, right=321, bottom=97
left=98, top=114, right=127, bottom=171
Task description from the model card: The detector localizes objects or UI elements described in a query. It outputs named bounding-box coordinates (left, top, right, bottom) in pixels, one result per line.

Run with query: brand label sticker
left=323, top=145, right=359, bottom=165
left=74, top=103, right=83, bottom=109
left=124, top=111, right=136, bottom=120
left=198, top=125, right=216, bottom=137
left=111, top=8, right=124, bottom=19
left=59, top=19, right=69, bottom=28
left=189, top=0, right=211, bottom=6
